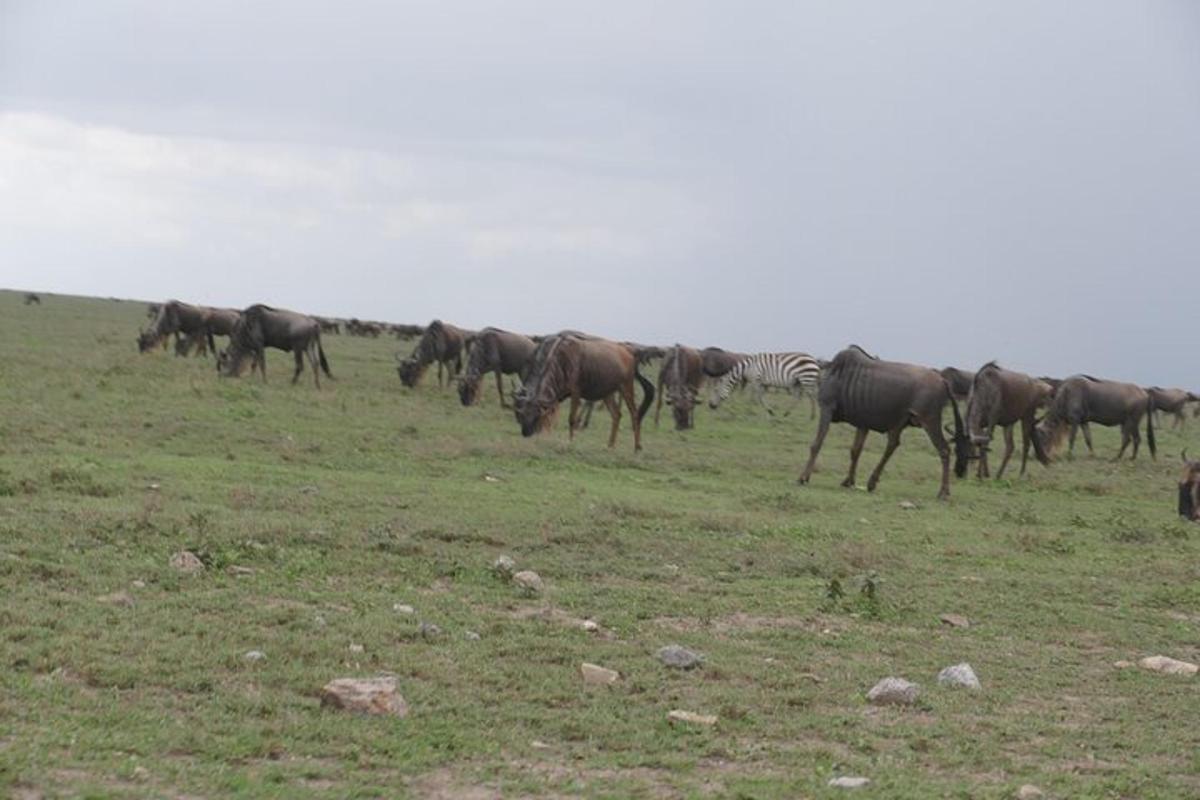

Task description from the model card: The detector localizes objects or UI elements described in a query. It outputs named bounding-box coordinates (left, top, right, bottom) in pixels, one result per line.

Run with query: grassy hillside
left=1, top=290, right=1197, bottom=799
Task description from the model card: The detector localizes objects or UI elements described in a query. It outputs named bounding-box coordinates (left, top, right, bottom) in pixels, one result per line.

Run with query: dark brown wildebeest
left=513, top=333, right=654, bottom=451
left=397, top=320, right=470, bottom=388
left=939, top=367, right=973, bottom=403
left=655, top=344, right=704, bottom=430
left=458, top=327, right=536, bottom=408
left=1035, top=375, right=1155, bottom=460
left=138, top=300, right=214, bottom=353
left=1038, top=376, right=1063, bottom=394
left=316, top=317, right=341, bottom=335
left=700, top=346, right=748, bottom=380
left=798, top=345, right=970, bottom=500
left=1146, top=387, right=1199, bottom=431
left=392, top=323, right=425, bottom=340
left=964, top=362, right=1053, bottom=479
left=23, top=293, right=41, bottom=305
left=175, top=331, right=209, bottom=357
left=1177, top=452, right=1200, bottom=521
left=217, top=304, right=332, bottom=387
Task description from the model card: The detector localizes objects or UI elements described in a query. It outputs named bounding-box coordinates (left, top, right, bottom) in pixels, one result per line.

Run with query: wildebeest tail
left=635, top=366, right=654, bottom=424
left=1030, top=412, right=1052, bottom=465
left=318, top=338, right=333, bottom=379
left=1146, top=396, right=1156, bottom=459
left=948, top=383, right=968, bottom=478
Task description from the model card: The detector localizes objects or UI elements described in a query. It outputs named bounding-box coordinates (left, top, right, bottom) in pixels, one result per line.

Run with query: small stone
left=829, top=776, right=871, bottom=789
left=937, top=663, right=981, bottom=690
left=581, top=620, right=600, bottom=633
left=98, top=591, right=134, bottom=607
left=1138, top=655, right=1198, bottom=676
left=663, top=564, right=681, bottom=575
left=244, top=650, right=266, bottom=661
left=169, top=550, right=204, bottom=573
left=657, top=645, right=704, bottom=670
left=867, top=676, right=920, bottom=706
left=418, top=622, right=441, bottom=639
left=482, top=473, right=502, bottom=483
left=320, top=677, right=408, bottom=717
left=513, top=570, right=544, bottom=595
left=131, top=580, right=146, bottom=589
left=898, top=500, right=918, bottom=510
left=531, top=740, right=552, bottom=750
left=464, top=630, right=481, bottom=641
left=1016, top=785, right=1044, bottom=799
left=228, top=565, right=256, bottom=576
left=146, top=483, right=161, bottom=491
left=1113, top=660, right=1134, bottom=669
left=939, top=613, right=970, bottom=628
left=348, top=644, right=365, bottom=654
left=492, top=555, right=517, bottom=578
left=667, top=709, right=717, bottom=727
left=580, top=662, right=619, bottom=685
left=393, top=603, right=415, bottom=615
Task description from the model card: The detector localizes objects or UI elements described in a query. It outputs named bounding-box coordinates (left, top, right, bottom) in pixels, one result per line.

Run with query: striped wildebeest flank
left=798, top=345, right=970, bottom=500
left=1035, top=376, right=1155, bottom=460
left=1178, top=452, right=1200, bottom=521
left=1146, top=387, right=1199, bottom=431
left=708, top=352, right=821, bottom=418
left=964, top=362, right=1053, bottom=479
left=23, top=292, right=41, bottom=306
left=513, top=333, right=654, bottom=451
left=458, top=327, right=537, bottom=408
left=138, top=300, right=218, bottom=354
left=397, top=320, right=471, bottom=388
left=217, top=305, right=332, bottom=388
left=655, top=344, right=704, bottom=430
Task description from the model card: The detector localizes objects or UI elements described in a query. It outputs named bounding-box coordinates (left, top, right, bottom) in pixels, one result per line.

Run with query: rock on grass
left=580, top=662, right=619, bottom=685
left=1138, top=655, right=1198, bottom=676
left=169, top=550, right=204, bottom=573
left=867, top=676, right=920, bottom=706
left=829, top=776, right=871, bottom=789
left=667, top=709, right=717, bottom=727
left=937, top=663, right=981, bottom=690
left=320, top=677, right=408, bottom=717
left=513, top=570, right=544, bottom=595
left=657, top=645, right=703, bottom=670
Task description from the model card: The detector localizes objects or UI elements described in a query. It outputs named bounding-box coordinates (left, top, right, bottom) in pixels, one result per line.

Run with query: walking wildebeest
left=798, top=345, right=970, bottom=500
left=138, top=300, right=214, bottom=353
left=458, top=327, right=536, bottom=408
left=513, top=333, right=654, bottom=451
left=964, top=362, right=1053, bottom=479
left=1178, top=452, right=1200, bottom=521
left=1147, top=387, right=1198, bottom=431
left=655, top=344, right=704, bottom=430
left=217, top=305, right=332, bottom=388
left=397, top=320, right=471, bottom=388
left=1035, top=375, right=1155, bottom=460
left=23, top=293, right=41, bottom=306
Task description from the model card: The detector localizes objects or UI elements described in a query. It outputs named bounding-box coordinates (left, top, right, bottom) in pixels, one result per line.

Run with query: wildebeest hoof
left=840, top=478, right=855, bottom=488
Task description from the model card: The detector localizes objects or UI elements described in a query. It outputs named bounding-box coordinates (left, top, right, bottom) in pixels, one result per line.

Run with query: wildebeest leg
left=867, top=427, right=904, bottom=494
left=1018, top=418, right=1034, bottom=476
left=620, top=381, right=642, bottom=452
left=307, top=342, right=321, bottom=389
left=437, top=360, right=444, bottom=388
left=567, top=395, right=581, bottom=440
left=496, top=372, right=510, bottom=409
left=1128, top=419, right=1141, bottom=460
left=798, top=407, right=833, bottom=484
left=1080, top=422, right=1095, bottom=455
left=257, top=349, right=267, bottom=382
left=653, top=374, right=664, bottom=427
left=1067, top=423, right=1077, bottom=459
left=1114, top=425, right=1131, bottom=460
left=604, top=394, right=622, bottom=448
left=291, top=349, right=304, bottom=384
left=994, top=425, right=1015, bottom=479
left=1173, top=410, right=1184, bottom=431
left=977, top=426, right=992, bottom=479
left=842, top=427, right=869, bottom=488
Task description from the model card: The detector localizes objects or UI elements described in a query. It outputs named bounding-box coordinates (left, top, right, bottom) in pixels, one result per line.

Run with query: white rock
left=667, top=709, right=717, bottom=727
left=581, top=620, right=600, bottom=633
left=657, top=645, right=704, bottom=669
left=244, top=650, right=266, bottom=661
left=1138, top=655, right=1198, bottom=676
left=937, top=663, right=981, bottom=690
left=320, top=677, right=408, bottom=716
left=418, top=622, right=441, bottom=638
left=393, top=603, right=415, bottom=615
left=829, top=776, right=871, bottom=789
left=492, top=555, right=517, bottom=578
left=513, top=570, right=544, bottom=594
left=1112, top=660, right=1134, bottom=669
left=169, top=550, right=204, bottom=573
left=939, top=613, right=970, bottom=628
left=348, top=644, right=364, bottom=654
left=580, top=662, right=619, bottom=685
left=898, top=500, right=918, bottom=510
left=867, top=676, right=920, bottom=706
left=464, top=630, right=481, bottom=641
left=1016, top=785, right=1044, bottom=799
left=131, top=580, right=147, bottom=589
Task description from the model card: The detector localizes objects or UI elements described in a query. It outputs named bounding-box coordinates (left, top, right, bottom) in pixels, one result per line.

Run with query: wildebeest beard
left=514, top=339, right=568, bottom=436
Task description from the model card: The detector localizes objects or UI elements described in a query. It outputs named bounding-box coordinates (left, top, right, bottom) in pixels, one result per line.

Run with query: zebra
left=707, top=352, right=822, bottom=417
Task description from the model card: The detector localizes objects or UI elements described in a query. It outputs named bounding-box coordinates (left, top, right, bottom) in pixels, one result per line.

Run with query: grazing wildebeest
left=964, top=362, right=1053, bottom=479
left=1146, top=387, right=1198, bottom=431
left=138, top=300, right=213, bottom=353
left=708, top=352, right=821, bottom=418
left=655, top=345, right=704, bottom=430
left=23, top=293, right=41, bottom=305
left=513, top=333, right=654, bottom=451
left=458, top=327, right=536, bottom=408
left=700, top=347, right=749, bottom=380
left=798, top=345, right=970, bottom=500
left=1035, top=375, right=1155, bottom=460
left=397, top=320, right=470, bottom=388
left=316, top=317, right=341, bottom=335
left=1178, top=452, right=1200, bottom=521
left=940, top=367, right=974, bottom=405
left=217, top=304, right=332, bottom=387
left=175, top=331, right=209, bottom=358
left=392, top=323, right=425, bottom=340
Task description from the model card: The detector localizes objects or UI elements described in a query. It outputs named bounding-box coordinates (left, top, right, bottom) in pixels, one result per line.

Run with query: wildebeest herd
left=131, top=298, right=1200, bottom=508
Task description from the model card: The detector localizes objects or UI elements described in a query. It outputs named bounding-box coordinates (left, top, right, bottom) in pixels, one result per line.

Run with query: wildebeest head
left=1179, top=452, right=1200, bottom=520
left=513, top=336, right=570, bottom=436
left=397, top=357, right=424, bottom=388
left=136, top=330, right=157, bottom=352
left=457, top=374, right=480, bottom=406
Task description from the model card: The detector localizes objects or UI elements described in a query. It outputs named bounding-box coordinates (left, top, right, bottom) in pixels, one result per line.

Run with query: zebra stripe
left=709, top=352, right=821, bottom=408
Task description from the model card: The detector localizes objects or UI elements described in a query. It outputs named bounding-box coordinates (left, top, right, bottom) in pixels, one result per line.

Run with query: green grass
left=1, top=290, right=1198, bottom=798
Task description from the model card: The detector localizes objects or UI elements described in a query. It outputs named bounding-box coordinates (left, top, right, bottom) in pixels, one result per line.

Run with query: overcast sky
left=2, top=1, right=1198, bottom=383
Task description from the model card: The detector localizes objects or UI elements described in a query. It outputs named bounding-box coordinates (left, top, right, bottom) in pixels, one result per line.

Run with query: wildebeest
left=316, top=317, right=341, bottom=335
left=23, top=293, right=41, bottom=305
left=174, top=331, right=209, bottom=358
left=798, top=345, right=970, bottom=500
left=513, top=333, right=654, bottom=451
left=457, top=327, right=536, bottom=408
left=217, top=304, right=332, bottom=387
left=700, top=347, right=749, bottom=379
left=940, top=367, right=974, bottom=404
left=397, top=320, right=471, bottom=388
left=138, top=300, right=215, bottom=353
left=1178, top=452, right=1200, bottom=521
left=654, top=344, right=704, bottom=430
left=392, top=323, right=425, bottom=340
left=347, top=318, right=384, bottom=337
left=964, top=362, right=1053, bottom=479
left=1146, top=387, right=1198, bottom=430
left=1035, top=375, right=1155, bottom=460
